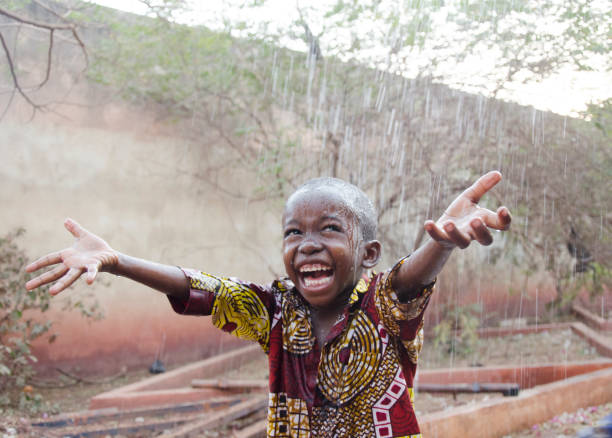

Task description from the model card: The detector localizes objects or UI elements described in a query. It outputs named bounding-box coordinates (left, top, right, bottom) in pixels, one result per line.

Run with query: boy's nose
left=298, top=236, right=323, bottom=254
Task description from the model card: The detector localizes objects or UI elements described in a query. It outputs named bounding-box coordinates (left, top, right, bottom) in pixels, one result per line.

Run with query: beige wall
left=1, top=100, right=285, bottom=375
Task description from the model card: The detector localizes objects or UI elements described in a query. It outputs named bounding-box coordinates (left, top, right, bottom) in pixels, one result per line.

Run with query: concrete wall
left=1, top=98, right=285, bottom=376
left=3, top=97, right=595, bottom=376
left=0, top=101, right=574, bottom=376
left=2, top=69, right=606, bottom=378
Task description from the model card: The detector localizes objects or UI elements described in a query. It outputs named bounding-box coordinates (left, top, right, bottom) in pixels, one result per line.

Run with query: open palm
left=424, top=171, right=511, bottom=249
left=25, top=219, right=118, bottom=295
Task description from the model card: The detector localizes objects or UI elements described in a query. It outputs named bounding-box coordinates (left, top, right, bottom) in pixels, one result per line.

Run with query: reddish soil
left=2, top=328, right=609, bottom=437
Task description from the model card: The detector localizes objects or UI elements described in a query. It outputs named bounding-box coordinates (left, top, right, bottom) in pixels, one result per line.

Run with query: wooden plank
left=90, top=345, right=262, bottom=397
left=418, top=360, right=612, bottom=389
left=420, top=367, right=612, bottom=438
left=191, top=378, right=268, bottom=390
left=31, top=395, right=245, bottom=428
left=159, top=396, right=268, bottom=438
left=233, top=419, right=268, bottom=438
left=32, top=416, right=196, bottom=437
left=572, top=303, right=612, bottom=331
left=571, top=322, right=612, bottom=357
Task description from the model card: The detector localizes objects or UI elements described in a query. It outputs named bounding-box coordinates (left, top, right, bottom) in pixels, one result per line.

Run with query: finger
left=462, top=171, right=502, bottom=204
left=424, top=220, right=449, bottom=243
left=479, top=206, right=512, bottom=230
left=497, top=206, right=511, bottom=230
left=444, top=221, right=471, bottom=249
left=470, top=218, right=493, bottom=246
left=26, top=251, right=63, bottom=273
left=64, top=218, right=86, bottom=239
left=26, top=264, right=69, bottom=291
left=85, top=262, right=100, bottom=284
left=49, top=267, right=83, bottom=295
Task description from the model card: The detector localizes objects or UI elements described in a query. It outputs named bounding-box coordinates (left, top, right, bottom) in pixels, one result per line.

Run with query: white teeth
left=304, top=276, right=333, bottom=287
left=299, top=264, right=331, bottom=273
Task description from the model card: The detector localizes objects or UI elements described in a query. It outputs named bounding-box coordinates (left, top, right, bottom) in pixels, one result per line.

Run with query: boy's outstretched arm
left=392, top=171, right=512, bottom=301
left=25, top=218, right=189, bottom=300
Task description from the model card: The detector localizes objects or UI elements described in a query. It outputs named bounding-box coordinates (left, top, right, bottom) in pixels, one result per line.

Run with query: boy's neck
left=308, top=285, right=354, bottom=349
left=307, top=284, right=353, bottom=315
left=310, top=306, right=345, bottom=350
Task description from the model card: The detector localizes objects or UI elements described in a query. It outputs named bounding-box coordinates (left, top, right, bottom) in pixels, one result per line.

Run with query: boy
left=26, top=171, right=511, bottom=437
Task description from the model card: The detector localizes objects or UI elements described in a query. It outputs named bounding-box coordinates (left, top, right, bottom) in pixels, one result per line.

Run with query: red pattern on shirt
left=168, top=261, right=433, bottom=438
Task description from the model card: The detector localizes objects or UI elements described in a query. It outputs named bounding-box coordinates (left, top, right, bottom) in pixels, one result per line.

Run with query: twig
left=69, top=26, right=88, bottom=69
left=33, top=28, right=53, bottom=90
left=0, top=30, right=43, bottom=111
left=0, top=87, right=16, bottom=121
left=32, top=0, right=72, bottom=21
left=0, top=4, right=89, bottom=113
left=0, top=7, right=74, bottom=31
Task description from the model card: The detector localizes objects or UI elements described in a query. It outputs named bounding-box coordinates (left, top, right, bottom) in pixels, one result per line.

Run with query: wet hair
left=288, top=177, right=377, bottom=241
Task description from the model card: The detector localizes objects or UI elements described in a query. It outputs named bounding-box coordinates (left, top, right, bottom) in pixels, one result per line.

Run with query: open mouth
left=299, top=263, right=334, bottom=289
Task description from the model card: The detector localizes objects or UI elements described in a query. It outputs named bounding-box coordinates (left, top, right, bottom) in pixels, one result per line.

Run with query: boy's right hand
left=25, top=218, right=118, bottom=295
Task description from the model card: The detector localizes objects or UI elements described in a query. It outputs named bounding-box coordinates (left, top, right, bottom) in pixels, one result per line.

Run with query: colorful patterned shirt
left=168, top=257, right=435, bottom=438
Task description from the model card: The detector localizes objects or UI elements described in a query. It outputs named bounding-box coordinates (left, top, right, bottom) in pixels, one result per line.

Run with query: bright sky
left=91, top=0, right=611, bottom=117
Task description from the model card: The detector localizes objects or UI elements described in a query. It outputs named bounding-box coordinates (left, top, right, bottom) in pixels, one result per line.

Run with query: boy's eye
left=323, top=224, right=341, bottom=232
left=284, top=229, right=301, bottom=238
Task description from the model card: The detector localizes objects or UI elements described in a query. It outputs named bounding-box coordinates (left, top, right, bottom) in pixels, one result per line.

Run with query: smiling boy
left=26, top=171, right=511, bottom=437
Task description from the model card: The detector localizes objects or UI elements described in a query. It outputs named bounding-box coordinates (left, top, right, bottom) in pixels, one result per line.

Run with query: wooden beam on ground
left=571, top=322, right=612, bottom=357
left=158, top=396, right=268, bottom=438
left=191, top=378, right=268, bottom=390
left=420, top=367, right=612, bottom=438
left=572, top=303, right=612, bottom=331
left=31, top=395, right=245, bottom=428
left=233, top=419, right=268, bottom=438
left=418, top=360, right=612, bottom=389
left=90, top=345, right=264, bottom=410
left=35, top=415, right=197, bottom=437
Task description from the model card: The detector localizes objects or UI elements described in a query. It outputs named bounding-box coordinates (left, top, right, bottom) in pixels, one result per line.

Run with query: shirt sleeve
left=375, top=256, right=435, bottom=363
left=168, top=268, right=275, bottom=353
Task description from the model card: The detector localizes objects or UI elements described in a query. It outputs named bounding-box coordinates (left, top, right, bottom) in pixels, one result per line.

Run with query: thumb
left=64, top=218, right=86, bottom=239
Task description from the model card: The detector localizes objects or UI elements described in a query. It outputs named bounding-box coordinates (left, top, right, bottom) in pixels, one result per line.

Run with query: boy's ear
left=362, top=240, right=382, bottom=269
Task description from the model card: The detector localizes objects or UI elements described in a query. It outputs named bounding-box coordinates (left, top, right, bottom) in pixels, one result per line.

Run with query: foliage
left=229, top=0, right=611, bottom=96
left=432, top=304, right=481, bottom=357
left=0, top=229, right=47, bottom=412
left=584, top=98, right=612, bottom=137
left=2, top=1, right=610, bottom=317
left=548, top=262, right=612, bottom=314
left=84, top=0, right=611, bottom=311
left=80, top=2, right=296, bottom=197
left=0, top=229, right=101, bottom=413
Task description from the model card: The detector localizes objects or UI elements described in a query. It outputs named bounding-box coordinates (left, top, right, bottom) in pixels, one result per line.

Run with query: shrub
left=0, top=228, right=100, bottom=413
left=432, top=304, right=482, bottom=357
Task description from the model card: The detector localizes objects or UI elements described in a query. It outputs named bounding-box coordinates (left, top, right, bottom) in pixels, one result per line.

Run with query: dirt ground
left=1, top=329, right=609, bottom=437
left=0, top=367, right=174, bottom=435
left=419, top=328, right=602, bottom=368
left=503, top=402, right=612, bottom=438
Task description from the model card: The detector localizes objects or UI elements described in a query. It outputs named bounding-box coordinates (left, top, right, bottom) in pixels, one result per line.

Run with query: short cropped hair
left=289, top=177, right=377, bottom=241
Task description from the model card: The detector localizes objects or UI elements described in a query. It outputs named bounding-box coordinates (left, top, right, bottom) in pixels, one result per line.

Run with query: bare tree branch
left=0, top=4, right=88, bottom=113
left=0, top=6, right=74, bottom=31
left=0, top=31, right=42, bottom=111
left=34, top=28, right=53, bottom=90
left=32, top=0, right=72, bottom=21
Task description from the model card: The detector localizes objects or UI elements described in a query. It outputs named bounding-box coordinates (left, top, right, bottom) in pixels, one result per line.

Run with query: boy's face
left=282, top=189, right=379, bottom=309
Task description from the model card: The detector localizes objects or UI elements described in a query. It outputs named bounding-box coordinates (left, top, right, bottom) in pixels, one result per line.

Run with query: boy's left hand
left=424, top=171, right=511, bottom=249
